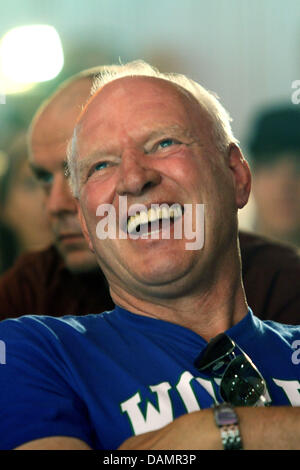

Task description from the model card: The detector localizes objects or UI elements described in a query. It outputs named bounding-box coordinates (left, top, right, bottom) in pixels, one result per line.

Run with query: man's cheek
left=162, top=151, right=198, bottom=179
left=81, top=184, right=105, bottom=219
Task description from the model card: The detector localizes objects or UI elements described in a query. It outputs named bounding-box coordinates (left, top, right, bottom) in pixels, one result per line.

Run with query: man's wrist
left=213, top=403, right=243, bottom=450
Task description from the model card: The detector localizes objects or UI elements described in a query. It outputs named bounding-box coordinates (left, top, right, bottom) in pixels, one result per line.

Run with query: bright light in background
left=0, top=24, right=64, bottom=94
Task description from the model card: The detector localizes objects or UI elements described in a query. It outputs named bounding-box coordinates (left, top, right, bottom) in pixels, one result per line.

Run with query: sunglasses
left=194, top=333, right=266, bottom=407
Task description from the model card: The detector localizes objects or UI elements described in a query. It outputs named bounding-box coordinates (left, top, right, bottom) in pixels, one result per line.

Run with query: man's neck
left=110, top=267, right=248, bottom=342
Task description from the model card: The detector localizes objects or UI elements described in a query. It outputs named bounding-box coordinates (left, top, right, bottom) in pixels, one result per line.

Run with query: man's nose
left=116, top=148, right=161, bottom=196
left=46, top=173, right=77, bottom=216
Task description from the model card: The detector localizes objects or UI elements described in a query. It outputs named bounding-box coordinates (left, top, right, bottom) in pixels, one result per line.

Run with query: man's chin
left=57, top=243, right=98, bottom=274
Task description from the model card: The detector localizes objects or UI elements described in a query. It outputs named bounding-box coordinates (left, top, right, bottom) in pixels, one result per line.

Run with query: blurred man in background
left=29, top=76, right=99, bottom=274
left=248, top=105, right=300, bottom=249
left=0, top=68, right=114, bottom=317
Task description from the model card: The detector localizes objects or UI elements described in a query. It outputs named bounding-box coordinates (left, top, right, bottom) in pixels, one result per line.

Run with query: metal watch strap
left=213, top=403, right=243, bottom=450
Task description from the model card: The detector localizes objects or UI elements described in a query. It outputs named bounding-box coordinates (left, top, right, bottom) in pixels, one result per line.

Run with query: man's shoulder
left=261, top=317, right=300, bottom=341
left=251, top=312, right=300, bottom=352
left=0, top=309, right=116, bottom=338
left=0, top=310, right=117, bottom=369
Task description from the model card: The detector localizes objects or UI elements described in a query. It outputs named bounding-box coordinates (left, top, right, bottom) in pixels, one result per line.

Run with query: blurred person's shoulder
left=239, top=230, right=300, bottom=325
left=239, top=230, right=300, bottom=267
left=0, top=244, right=63, bottom=283
left=0, top=245, right=113, bottom=320
left=0, top=245, right=64, bottom=320
left=0, top=219, right=20, bottom=275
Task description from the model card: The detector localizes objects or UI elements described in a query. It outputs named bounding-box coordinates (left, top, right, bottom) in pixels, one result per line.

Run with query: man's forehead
left=87, top=75, right=196, bottom=114
left=102, top=74, right=182, bottom=94
left=77, top=75, right=202, bottom=140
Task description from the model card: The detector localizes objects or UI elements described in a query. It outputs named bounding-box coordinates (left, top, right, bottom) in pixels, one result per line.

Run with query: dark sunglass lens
left=220, top=355, right=265, bottom=406
left=194, top=333, right=235, bottom=371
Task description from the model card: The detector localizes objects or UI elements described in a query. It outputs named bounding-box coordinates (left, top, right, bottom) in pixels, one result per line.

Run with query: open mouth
left=127, top=203, right=183, bottom=237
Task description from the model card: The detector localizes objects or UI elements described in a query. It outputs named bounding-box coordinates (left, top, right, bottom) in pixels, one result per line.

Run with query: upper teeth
left=127, top=205, right=182, bottom=234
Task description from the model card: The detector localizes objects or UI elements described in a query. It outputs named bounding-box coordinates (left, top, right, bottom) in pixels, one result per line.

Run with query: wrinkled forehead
left=76, top=75, right=211, bottom=146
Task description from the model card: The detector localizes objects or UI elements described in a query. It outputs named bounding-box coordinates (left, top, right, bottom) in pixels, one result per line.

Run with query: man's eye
left=35, top=171, right=53, bottom=185
left=96, top=162, right=108, bottom=170
left=88, top=161, right=109, bottom=177
left=158, top=139, right=177, bottom=149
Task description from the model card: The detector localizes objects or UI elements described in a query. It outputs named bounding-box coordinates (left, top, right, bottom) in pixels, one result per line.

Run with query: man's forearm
left=118, top=406, right=300, bottom=450
left=238, top=405, right=300, bottom=449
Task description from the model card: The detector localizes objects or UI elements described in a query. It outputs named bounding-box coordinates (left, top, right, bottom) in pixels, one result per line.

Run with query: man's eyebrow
left=29, top=162, right=51, bottom=178
left=29, top=161, right=42, bottom=172
left=76, top=151, right=110, bottom=188
left=76, top=152, right=105, bottom=175
left=29, top=161, right=70, bottom=179
left=145, top=125, right=197, bottom=141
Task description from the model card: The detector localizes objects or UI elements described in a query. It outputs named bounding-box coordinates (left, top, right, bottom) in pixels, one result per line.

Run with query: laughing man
left=0, top=61, right=299, bottom=450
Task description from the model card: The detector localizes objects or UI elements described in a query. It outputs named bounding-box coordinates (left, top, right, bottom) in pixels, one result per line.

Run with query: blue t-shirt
left=0, top=307, right=299, bottom=449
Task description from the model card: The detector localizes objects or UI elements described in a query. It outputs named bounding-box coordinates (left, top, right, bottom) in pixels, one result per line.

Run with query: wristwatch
left=213, top=403, right=243, bottom=450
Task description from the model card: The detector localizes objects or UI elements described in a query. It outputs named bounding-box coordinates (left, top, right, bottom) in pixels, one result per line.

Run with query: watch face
left=215, top=404, right=238, bottom=426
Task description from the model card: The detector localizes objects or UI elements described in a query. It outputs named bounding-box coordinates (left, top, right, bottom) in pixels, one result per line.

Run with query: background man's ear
left=228, top=143, right=252, bottom=209
left=75, top=199, right=95, bottom=253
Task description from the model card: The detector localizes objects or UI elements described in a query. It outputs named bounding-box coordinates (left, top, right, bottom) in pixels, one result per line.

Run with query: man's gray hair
left=68, top=60, right=239, bottom=198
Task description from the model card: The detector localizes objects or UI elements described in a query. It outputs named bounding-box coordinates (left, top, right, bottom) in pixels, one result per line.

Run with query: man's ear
left=75, top=199, right=95, bottom=253
left=228, top=143, right=251, bottom=209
